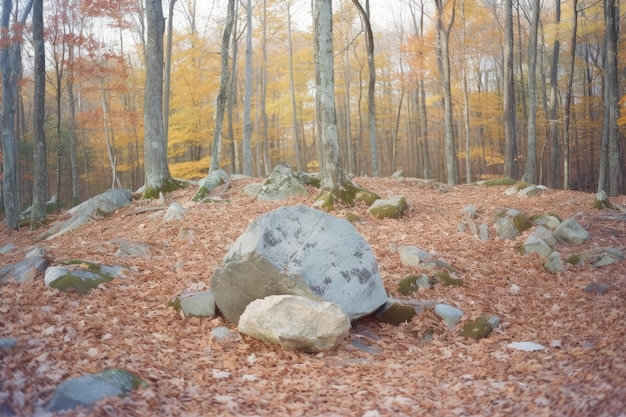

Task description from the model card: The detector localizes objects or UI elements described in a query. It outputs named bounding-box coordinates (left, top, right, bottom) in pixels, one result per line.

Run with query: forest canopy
left=0, top=0, right=625, bottom=220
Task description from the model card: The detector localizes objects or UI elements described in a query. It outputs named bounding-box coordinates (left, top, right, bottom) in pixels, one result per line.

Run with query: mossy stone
left=375, top=302, right=417, bottom=325
left=49, top=272, right=113, bottom=295
left=397, top=274, right=421, bottom=296
left=48, top=262, right=117, bottom=295
left=565, top=253, right=582, bottom=266
left=460, top=315, right=494, bottom=340
left=512, top=213, right=533, bottom=233
left=435, top=271, right=463, bottom=286
left=368, top=196, right=406, bottom=220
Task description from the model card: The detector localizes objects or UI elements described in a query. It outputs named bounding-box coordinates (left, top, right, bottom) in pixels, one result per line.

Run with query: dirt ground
left=1, top=177, right=625, bottom=417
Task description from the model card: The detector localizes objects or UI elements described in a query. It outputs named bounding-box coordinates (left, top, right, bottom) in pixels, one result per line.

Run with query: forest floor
left=1, top=176, right=625, bottom=417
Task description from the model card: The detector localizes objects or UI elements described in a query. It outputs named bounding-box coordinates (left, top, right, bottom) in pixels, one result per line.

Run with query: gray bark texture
left=242, top=0, right=253, bottom=176
left=503, top=0, right=518, bottom=179
left=143, top=0, right=175, bottom=196
left=435, top=0, right=457, bottom=185
left=1, top=0, right=32, bottom=229
left=548, top=0, right=560, bottom=189
left=210, top=0, right=235, bottom=173
left=522, top=0, right=540, bottom=184
left=351, top=0, right=378, bottom=177
left=31, top=0, right=47, bottom=229
left=313, top=0, right=348, bottom=190
left=601, top=0, right=623, bottom=195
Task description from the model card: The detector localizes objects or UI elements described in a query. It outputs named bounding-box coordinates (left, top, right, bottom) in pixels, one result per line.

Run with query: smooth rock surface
left=256, top=162, right=307, bottom=201
left=238, top=295, right=350, bottom=352
left=211, top=205, right=388, bottom=323
left=554, top=218, right=590, bottom=245
left=179, top=290, right=216, bottom=317
left=0, top=256, right=49, bottom=284
left=45, top=369, right=148, bottom=412
left=434, top=304, right=464, bottom=329
left=397, top=246, right=432, bottom=267
left=38, top=189, right=132, bottom=240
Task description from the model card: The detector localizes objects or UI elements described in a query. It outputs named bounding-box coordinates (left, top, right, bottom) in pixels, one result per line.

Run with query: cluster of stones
left=6, top=173, right=621, bottom=412
left=388, top=244, right=501, bottom=341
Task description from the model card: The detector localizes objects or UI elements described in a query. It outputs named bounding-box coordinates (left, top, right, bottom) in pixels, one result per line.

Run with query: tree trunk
left=503, top=0, right=518, bottom=179
left=340, top=2, right=355, bottom=174
left=351, top=0, right=378, bottom=177
left=562, top=0, right=577, bottom=190
left=163, top=0, right=177, bottom=148
left=600, top=0, right=623, bottom=195
left=31, top=0, right=46, bottom=229
left=313, top=0, right=349, bottom=193
left=227, top=0, right=239, bottom=173
left=260, top=0, right=270, bottom=175
left=435, top=0, right=458, bottom=184
left=286, top=1, right=303, bottom=172
left=547, top=0, right=560, bottom=188
left=143, top=0, right=177, bottom=198
left=522, top=0, right=540, bottom=184
left=1, top=0, right=32, bottom=229
left=67, top=43, right=79, bottom=205
left=461, top=0, right=471, bottom=183
left=242, top=0, right=253, bottom=176
left=210, top=0, right=235, bottom=173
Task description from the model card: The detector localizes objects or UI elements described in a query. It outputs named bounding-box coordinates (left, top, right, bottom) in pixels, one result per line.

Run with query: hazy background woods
left=1, top=0, right=625, bottom=215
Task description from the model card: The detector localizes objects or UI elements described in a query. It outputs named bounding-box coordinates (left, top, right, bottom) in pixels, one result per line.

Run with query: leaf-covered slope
left=1, top=177, right=624, bottom=416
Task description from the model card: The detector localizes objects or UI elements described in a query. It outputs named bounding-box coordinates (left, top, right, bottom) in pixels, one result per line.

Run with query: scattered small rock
left=163, top=202, right=188, bottom=222
left=0, top=338, right=17, bottom=350
left=211, top=326, right=239, bottom=343
left=434, top=304, right=464, bottom=329
left=460, top=315, right=500, bottom=340
left=45, top=368, right=148, bottom=412
left=397, top=246, right=432, bottom=267
left=368, top=195, right=407, bottom=220
left=0, top=244, right=16, bottom=255
left=0, top=256, right=49, bottom=284
left=554, top=217, right=590, bottom=246
left=256, top=162, right=307, bottom=202
left=507, top=341, right=545, bottom=352
left=178, top=290, right=216, bottom=317
left=374, top=300, right=418, bottom=325
left=544, top=251, right=564, bottom=273
left=44, top=261, right=126, bottom=295
left=115, top=240, right=151, bottom=257
left=583, top=282, right=610, bottom=295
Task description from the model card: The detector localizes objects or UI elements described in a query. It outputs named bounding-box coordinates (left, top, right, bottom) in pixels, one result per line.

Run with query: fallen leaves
left=1, top=178, right=625, bottom=415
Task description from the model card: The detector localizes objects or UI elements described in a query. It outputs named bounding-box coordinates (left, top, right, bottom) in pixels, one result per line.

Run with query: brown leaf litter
left=1, top=177, right=625, bottom=416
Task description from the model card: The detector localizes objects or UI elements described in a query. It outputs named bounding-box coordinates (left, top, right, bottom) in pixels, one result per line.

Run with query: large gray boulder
left=211, top=205, right=388, bottom=323
left=238, top=295, right=350, bottom=352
